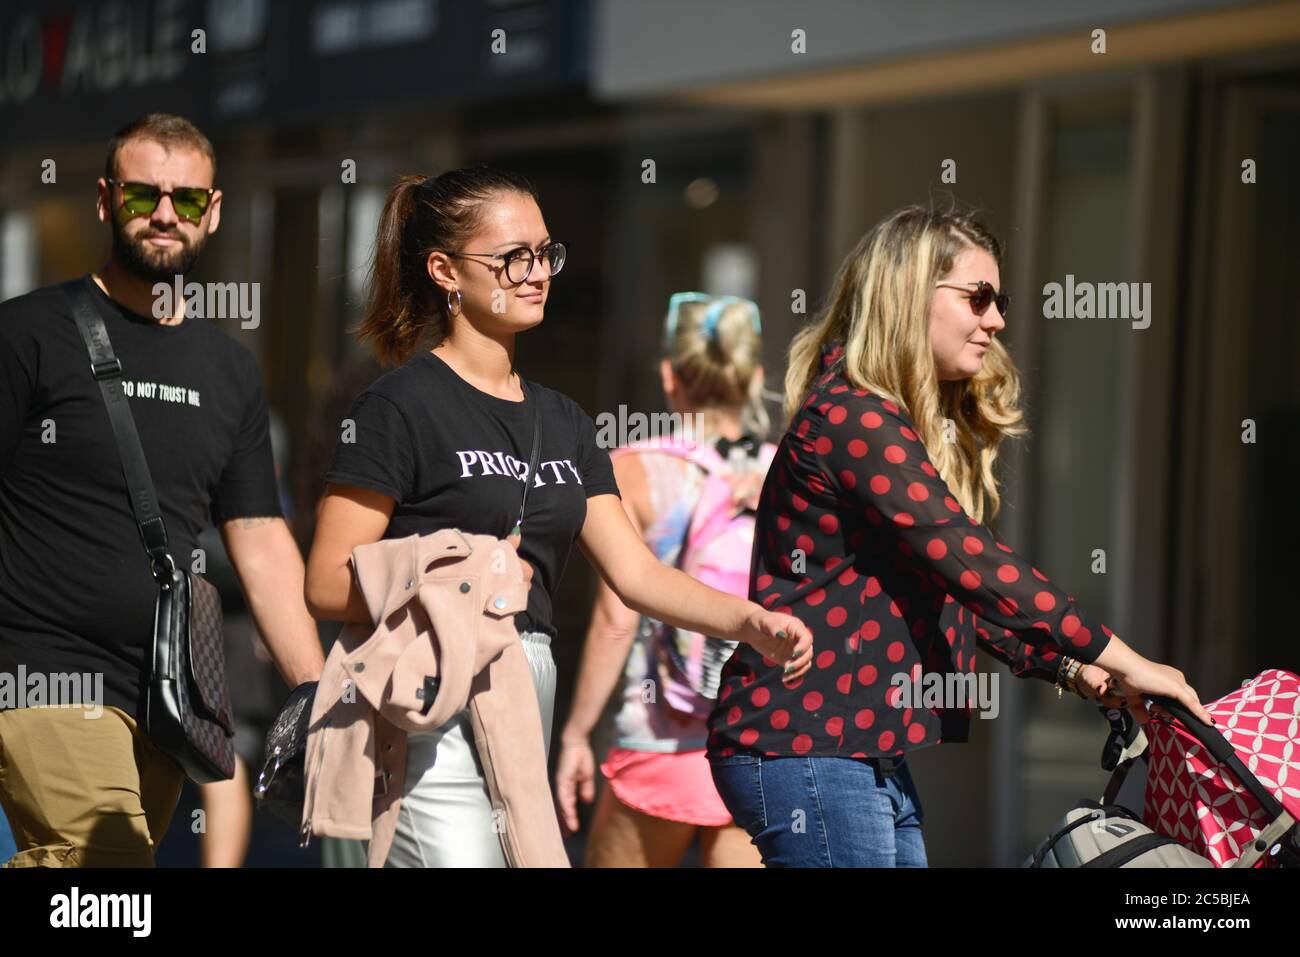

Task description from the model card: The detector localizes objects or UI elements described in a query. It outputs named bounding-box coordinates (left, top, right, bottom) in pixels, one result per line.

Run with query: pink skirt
left=600, top=747, right=735, bottom=827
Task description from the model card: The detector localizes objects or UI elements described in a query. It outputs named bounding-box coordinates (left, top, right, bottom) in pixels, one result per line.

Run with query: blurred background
left=0, top=0, right=1296, bottom=866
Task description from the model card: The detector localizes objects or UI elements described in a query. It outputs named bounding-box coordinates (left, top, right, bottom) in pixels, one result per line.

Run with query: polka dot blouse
left=706, top=340, right=1113, bottom=759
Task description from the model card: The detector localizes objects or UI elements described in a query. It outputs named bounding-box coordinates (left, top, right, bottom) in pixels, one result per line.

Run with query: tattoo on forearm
left=229, top=516, right=277, bottom=530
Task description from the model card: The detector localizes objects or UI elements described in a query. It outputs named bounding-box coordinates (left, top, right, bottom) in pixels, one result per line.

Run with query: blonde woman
left=555, top=293, right=775, bottom=867
left=706, top=205, right=1212, bottom=867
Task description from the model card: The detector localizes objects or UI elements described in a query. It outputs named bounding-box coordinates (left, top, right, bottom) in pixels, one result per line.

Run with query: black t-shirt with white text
left=0, top=277, right=282, bottom=718
left=324, top=349, right=621, bottom=639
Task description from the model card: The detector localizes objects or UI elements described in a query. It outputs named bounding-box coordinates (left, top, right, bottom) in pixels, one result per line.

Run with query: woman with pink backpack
left=553, top=292, right=776, bottom=866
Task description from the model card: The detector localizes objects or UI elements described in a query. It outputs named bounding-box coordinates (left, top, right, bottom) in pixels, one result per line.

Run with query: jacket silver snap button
left=459, top=582, right=471, bottom=593
left=406, top=579, right=415, bottom=589
left=494, top=596, right=507, bottom=610
left=353, top=662, right=365, bottom=672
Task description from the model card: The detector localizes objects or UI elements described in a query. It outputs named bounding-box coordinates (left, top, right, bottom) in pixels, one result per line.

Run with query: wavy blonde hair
left=664, top=296, right=770, bottom=439
left=783, top=205, right=1027, bottom=522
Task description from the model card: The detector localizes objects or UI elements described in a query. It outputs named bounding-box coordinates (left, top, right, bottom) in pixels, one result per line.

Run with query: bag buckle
left=91, top=357, right=123, bottom=380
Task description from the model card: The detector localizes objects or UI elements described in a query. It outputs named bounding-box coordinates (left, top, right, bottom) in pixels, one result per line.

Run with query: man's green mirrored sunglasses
left=106, top=178, right=215, bottom=224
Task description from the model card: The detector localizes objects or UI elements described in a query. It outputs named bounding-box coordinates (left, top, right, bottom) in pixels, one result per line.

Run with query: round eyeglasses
left=440, top=241, right=567, bottom=285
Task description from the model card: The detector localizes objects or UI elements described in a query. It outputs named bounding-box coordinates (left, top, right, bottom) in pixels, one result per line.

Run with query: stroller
left=1026, top=669, right=1300, bottom=868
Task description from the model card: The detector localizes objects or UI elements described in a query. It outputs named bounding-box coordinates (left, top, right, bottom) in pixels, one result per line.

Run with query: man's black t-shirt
left=324, top=349, right=621, bottom=638
left=0, top=277, right=282, bottom=718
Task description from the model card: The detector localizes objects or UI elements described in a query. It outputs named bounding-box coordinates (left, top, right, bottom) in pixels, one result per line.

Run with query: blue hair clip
left=664, top=292, right=762, bottom=347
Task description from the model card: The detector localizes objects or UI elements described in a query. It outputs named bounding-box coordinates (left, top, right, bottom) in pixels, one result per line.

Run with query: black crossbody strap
left=510, top=381, right=541, bottom=538
left=63, top=278, right=173, bottom=578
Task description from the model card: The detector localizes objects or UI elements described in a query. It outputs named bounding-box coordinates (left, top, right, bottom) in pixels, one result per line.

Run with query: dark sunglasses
left=934, top=280, right=1009, bottom=317
left=106, top=178, right=216, bottom=224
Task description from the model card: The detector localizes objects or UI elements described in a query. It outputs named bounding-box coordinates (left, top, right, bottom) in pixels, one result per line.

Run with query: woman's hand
left=553, top=738, right=596, bottom=836
left=1110, top=657, right=1213, bottom=727
left=1075, top=663, right=1127, bottom=707
left=730, top=605, right=814, bottom=684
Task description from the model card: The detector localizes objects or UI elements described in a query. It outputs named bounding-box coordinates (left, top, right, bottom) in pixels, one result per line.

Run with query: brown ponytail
left=357, top=166, right=540, bottom=366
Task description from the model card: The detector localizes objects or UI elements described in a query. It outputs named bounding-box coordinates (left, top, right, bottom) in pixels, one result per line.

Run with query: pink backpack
left=613, top=434, right=776, bottom=720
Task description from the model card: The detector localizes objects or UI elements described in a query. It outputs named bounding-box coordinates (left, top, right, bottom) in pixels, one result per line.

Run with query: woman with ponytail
left=554, top=292, right=776, bottom=867
left=303, top=168, right=814, bottom=867
left=706, top=204, right=1212, bottom=867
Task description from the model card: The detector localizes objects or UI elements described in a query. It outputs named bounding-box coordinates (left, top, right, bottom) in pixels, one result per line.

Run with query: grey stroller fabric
left=1026, top=804, right=1214, bottom=868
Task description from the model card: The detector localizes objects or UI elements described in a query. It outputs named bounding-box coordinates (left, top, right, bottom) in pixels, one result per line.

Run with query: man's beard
left=111, top=220, right=207, bottom=284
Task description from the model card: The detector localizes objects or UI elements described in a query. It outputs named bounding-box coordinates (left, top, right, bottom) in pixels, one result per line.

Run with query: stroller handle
left=1145, top=693, right=1287, bottom=822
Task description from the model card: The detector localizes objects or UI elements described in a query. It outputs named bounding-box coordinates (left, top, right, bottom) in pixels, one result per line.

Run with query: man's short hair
left=105, top=113, right=216, bottom=181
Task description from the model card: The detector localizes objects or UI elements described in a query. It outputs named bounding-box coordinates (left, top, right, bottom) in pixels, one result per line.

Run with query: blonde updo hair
left=662, top=294, right=769, bottom=440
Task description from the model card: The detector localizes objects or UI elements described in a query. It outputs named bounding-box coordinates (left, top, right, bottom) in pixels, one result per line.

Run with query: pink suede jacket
left=300, top=528, right=569, bottom=867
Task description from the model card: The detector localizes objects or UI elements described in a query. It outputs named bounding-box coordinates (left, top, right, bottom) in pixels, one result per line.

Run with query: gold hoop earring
left=447, top=288, right=463, bottom=318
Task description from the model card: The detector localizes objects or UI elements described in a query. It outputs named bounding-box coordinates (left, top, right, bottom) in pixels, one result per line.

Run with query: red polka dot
left=996, top=597, right=1019, bottom=617
left=920, top=461, right=937, bottom=477
left=797, top=534, right=815, bottom=554
left=739, top=727, right=760, bottom=746
left=860, top=619, right=881, bottom=641
left=726, top=706, right=742, bottom=724
left=815, top=436, right=833, bottom=455
left=837, top=566, right=858, bottom=586
left=880, top=399, right=900, bottom=414
left=944, top=496, right=961, bottom=513
left=848, top=439, right=868, bottom=458
left=886, top=641, right=905, bottom=662
left=756, top=574, right=773, bottom=591
left=770, top=709, right=790, bottom=730
left=884, top=445, right=906, bottom=464
left=803, top=691, right=823, bottom=711
left=792, top=734, right=813, bottom=754
left=751, top=687, right=771, bottom=707
left=861, top=411, right=883, bottom=428
left=877, top=731, right=896, bottom=750
left=870, top=475, right=891, bottom=495
left=996, top=564, right=1020, bottom=583
left=839, top=469, right=857, bottom=490
left=827, top=405, right=847, bottom=425
left=796, top=420, right=811, bottom=438
left=825, top=607, right=847, bottom=628
left=1032, top=566, right=1049, bottom=581
left=792, top=494, right=808, bottom=512
left=816, top=650, right=838, bottom=671
left=825, top=717, right=844, bottom=737
left=907, top=723, right=927, bottom=743
left=1034, top=591, right=1056, bottom=611
left=893, top=511, right=914, bottom=527
left=777, top=514, right=791, bottom=531
left=926, top=538, right=947, bottom=560
left=806, top=587, right=826, bottom=606
left=854, top=708, right=875, bottom=729
left=907, top=482, right=929, bottom=502
left=960, top=570, right=982, bottom=590
left=962, top=536, right=983, bottom=555
left=1061, top=614, right=1080, bottom=637
left=836, top=673, right=853, bottom=693
left=864, top=577, right=882, bottom=597
left=819, top=514, right=839, bottom=535
left=1070, top=626, right=1092, bottom=648
left=857, top=664, right=878, bottom=685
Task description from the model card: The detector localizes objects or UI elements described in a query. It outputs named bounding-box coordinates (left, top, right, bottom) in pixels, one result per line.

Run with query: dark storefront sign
left=0, top=0, right=586, bottom=148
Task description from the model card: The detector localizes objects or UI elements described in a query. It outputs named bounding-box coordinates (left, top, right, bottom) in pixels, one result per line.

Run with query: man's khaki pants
left=0, top=705, right=184, bottom=867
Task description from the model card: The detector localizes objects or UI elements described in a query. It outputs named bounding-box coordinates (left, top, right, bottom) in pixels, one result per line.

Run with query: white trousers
left=383, top=631, right=556, bottom=868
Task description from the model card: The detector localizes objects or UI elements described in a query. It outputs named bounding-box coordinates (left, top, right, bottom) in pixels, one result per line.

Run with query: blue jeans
left=0, top=807, right=13, bottom=865
left=711, top=753, right=928, bottom=867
